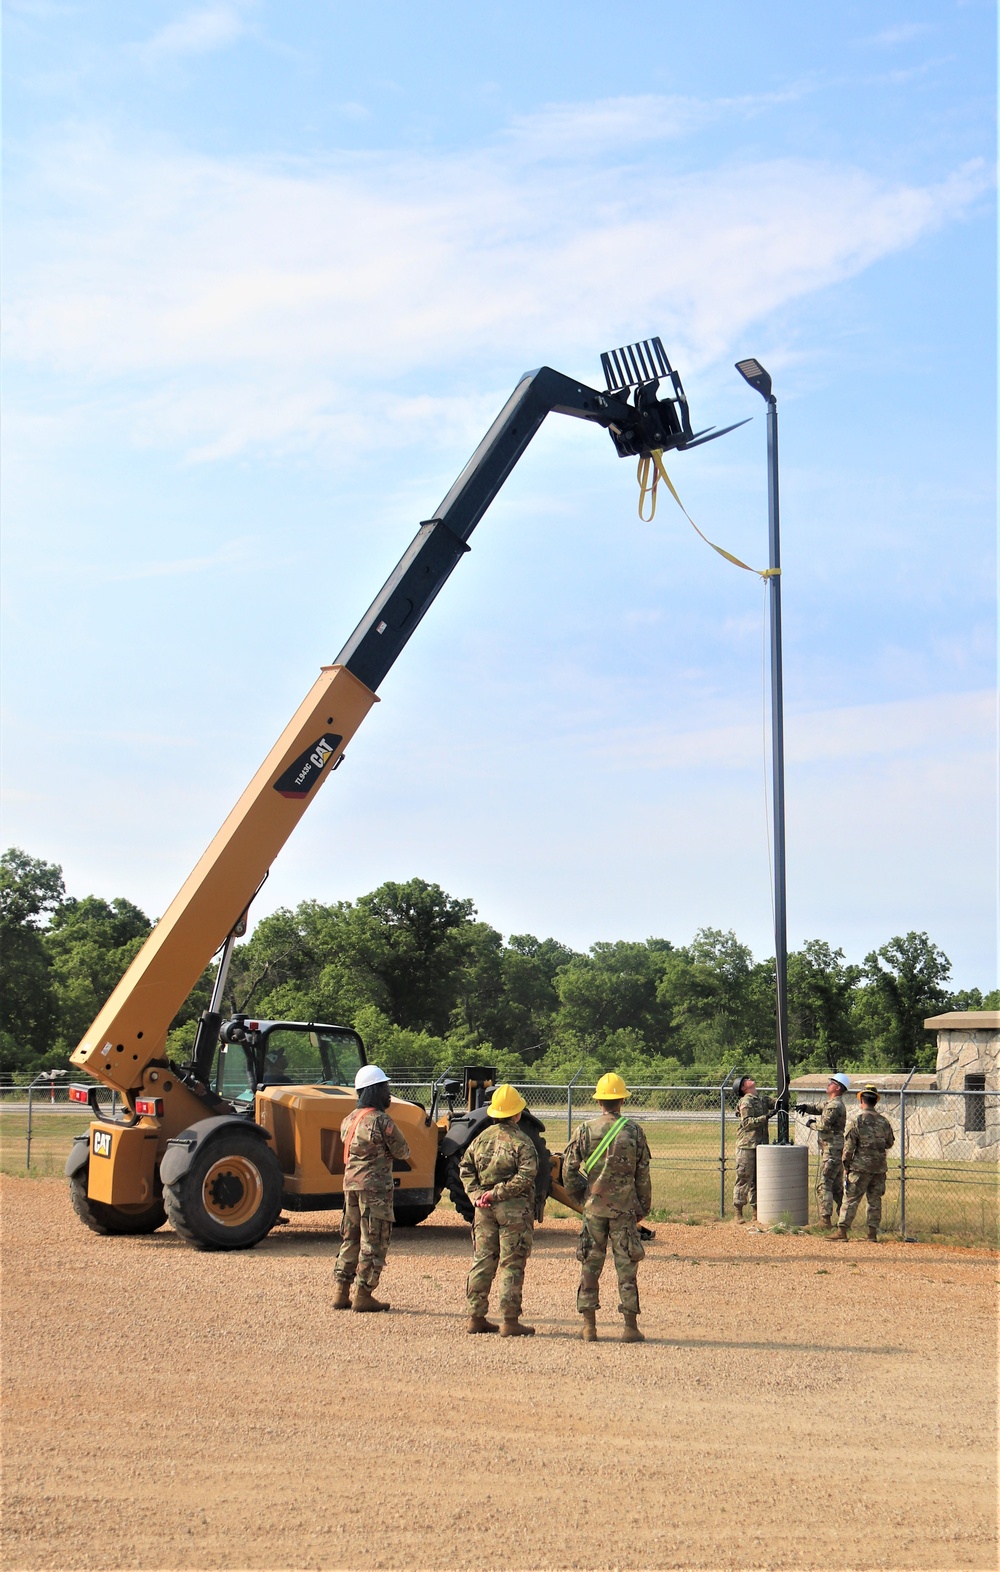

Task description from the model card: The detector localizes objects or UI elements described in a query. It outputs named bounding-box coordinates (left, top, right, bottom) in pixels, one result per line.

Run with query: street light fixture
left=735, top=357, right=789, bottom=1145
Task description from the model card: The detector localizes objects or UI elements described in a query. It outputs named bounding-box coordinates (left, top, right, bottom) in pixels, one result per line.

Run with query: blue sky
left=2, top=0, right=996, bottom=988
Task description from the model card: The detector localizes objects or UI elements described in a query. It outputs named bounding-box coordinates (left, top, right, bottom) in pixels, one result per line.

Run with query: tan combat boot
left=819, top=1216, right=833, bottom=1231
left=621, top=1313, right=644, bottom=1344
left=353, top=1284, right=390, bottom=1312
left=332, top=1279, right=352, bottom=1310
left=580, top=1309, right=598, bottom=1342
left=834, top=1225, right=849, bottom=1241
left=499, top=1317, right=535, bottom=1337
left=733, top=1205, right=745, bottom=1225
left=867, top=1226, right=879, bottom=1242
left=466, top=1315, right=499, bottom=1334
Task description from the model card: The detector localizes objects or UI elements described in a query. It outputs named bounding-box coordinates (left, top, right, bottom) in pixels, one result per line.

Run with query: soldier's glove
left=796, top=1103, right=821, bottom=1117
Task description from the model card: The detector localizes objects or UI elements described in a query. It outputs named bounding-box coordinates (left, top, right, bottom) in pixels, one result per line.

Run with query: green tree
left=552, top=940, right=675, bottom=1059
left=855, top=932, right=952, bottom=1070
left=786, top=939, right=859, bottom=1070
left=498, top=934, right=578, bottom=1060
left=0, top=849, right=65, bottom=1071
left=44, top=895, right=152, bottom=1051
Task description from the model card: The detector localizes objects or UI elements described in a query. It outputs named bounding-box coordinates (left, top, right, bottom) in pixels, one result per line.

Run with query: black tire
left=444, top=1150, right=475, bottom=1223
left=392, top=1202, right=437, bottom=1227
left=69, top=1167, right=167, bottom=1236
left=163, top=1130, right=283, bottom=1251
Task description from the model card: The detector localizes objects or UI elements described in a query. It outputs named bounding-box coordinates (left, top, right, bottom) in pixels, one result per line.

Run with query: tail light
left=135, top=1097, right=164, bottom=1118
left=68, top=1085, right=90, bottom=1103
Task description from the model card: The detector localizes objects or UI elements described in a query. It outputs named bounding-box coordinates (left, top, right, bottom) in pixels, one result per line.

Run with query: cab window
left=216, top=1043, right=253, bottom=1104
left=260, top=1028, right=362, bottom=1088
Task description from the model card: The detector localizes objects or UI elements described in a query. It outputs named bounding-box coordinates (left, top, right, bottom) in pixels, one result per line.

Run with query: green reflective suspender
left=582, top=1115, right=630, bottom=1175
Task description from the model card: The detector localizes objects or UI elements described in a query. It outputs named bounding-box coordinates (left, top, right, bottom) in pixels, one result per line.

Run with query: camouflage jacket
left=843, top=1109, right=895, bottom=1173
left=812, top=1095, right=847, bottom=1153
left=562, top=1113, right=652, bottom=1219
left=735, top=1092, right=775, bottom=1151
left=460, top=1122, right=537, bottom=1209
left=340, top=1106, right=410, bottom=1203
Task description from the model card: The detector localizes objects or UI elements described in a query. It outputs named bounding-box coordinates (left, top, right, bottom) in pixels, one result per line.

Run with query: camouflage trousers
left=838, top=1168, right=886, bottom=1231
left=576, top=1213, right=644, bottom=1316
left=466, top=1201, right=534, bottom=1318
left=335, top=1191, right=393, bottom=1289
left=816, top=1149, right=844, bottom=1221
left=733, top=1147, right=758, bottom=1209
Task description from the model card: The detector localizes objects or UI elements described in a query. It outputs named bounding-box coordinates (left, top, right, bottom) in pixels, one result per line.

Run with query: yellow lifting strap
left=637, top=448, right=780, bottom=581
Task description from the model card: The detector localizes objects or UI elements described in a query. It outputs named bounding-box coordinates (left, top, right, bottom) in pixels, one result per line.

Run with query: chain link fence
left=389, top=1075, right=999, bottom=1248
left=4, top=1072, right=995, bottom=1246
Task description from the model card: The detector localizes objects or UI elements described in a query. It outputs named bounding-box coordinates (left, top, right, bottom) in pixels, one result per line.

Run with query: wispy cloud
left=3, top=97, right=990, bottom=459
left=864, top=22, right=934, bottom=48
left=137, top=2, right=254, bottom=62
left=594, top=690, right=995, bottom=772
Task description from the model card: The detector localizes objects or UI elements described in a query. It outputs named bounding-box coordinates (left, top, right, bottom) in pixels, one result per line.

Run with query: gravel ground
left=2, top=1176, right=996, bottom=1572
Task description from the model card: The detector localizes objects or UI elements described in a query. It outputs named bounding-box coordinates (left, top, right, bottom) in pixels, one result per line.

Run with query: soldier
left=732, top=1073, right=776, bottom=1224
left=562, top=1072, right=652, bottom=1344
left=795, top=1072, right=851, bottom=1228
left=836, top=1084, right=895, bottom=1242
left=460, top=1084, right=538, bottom=1338
left=332, top=1064, right=410, bottom=1312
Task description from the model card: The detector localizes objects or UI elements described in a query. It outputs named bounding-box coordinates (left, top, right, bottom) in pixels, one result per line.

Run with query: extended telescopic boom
left=70, top=346, right=736, bottom=1101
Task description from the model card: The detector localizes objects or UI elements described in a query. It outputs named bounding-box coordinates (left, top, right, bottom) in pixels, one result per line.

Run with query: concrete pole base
left=756, top=1143, right=809, bottom=1226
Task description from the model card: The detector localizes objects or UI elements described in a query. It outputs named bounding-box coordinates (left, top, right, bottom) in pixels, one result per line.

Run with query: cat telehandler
left=65, top=339, right=742, bottom=1248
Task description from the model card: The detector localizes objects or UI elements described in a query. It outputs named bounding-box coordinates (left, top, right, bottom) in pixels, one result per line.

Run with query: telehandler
left=66, top=340, right=743, bottom=1249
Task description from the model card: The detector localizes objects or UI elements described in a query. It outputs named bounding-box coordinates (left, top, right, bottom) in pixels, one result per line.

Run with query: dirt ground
left=2, top=1178, right=996, bottom=1572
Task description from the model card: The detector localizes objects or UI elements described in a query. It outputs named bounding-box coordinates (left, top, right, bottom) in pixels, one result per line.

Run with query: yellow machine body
left=255, top=1088, right=441, bottom=1203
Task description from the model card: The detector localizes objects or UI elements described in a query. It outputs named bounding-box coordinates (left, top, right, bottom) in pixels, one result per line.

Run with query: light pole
left=735, top=359, right=789, bottom=1145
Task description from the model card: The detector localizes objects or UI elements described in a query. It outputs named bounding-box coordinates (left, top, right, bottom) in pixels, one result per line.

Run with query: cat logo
left=273, top=733, right=343, bottom=799
left=92, top=1129, right=113, bottom=1159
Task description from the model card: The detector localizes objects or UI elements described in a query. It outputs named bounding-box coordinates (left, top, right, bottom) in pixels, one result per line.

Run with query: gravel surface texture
left=2, top=1177, right=996, bottom=1571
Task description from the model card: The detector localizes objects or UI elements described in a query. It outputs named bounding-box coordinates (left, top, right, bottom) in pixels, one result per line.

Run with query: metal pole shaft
left=26, top=1083, right=34, bottom=1170
left=767, top=397, right=790, bottom=1145
left=719, top=1082, right=727, bottom=1218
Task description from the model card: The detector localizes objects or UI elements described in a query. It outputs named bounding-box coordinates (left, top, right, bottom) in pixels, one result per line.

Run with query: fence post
left=567, top=1068, right=582, bottom=1144
left=719, top=1070, right=737, bottom=1218
left=898, top=1066, right=916, bottom=1239
left=26, top=1081, right=34, bottom=1170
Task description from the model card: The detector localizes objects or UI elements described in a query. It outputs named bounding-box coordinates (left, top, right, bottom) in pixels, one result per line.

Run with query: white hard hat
left=829, top=1072, right=851, bottom=1090
left=355, top=1064, right=389, bottom=1089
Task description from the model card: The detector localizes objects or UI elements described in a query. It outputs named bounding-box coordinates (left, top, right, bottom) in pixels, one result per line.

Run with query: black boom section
left=336, top=368, right=630, bottom=693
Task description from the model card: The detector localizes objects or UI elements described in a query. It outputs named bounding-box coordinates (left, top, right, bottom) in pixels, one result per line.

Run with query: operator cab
left=214, top=1017, right=366, bottom=1106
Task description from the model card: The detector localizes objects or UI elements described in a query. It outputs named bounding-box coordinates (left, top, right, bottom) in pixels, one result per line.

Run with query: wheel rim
left=201, top=1153, right=264, bottom=1226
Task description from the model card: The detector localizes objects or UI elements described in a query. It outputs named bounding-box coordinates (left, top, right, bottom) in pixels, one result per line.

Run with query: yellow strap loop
left=637, top=449, right=780, bottom=581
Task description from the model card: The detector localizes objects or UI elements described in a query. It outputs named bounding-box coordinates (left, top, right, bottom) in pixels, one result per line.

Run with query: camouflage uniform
left=334, top=1106, right=410, bottom=1290
left=563, top=1112, right=652, bottom=1316
left=800, top=1094, right=847, bottom=1221
left=839, top=1108, right=895, bottom=1231
left=733, top=1092, right=775, bottom=1209
left=460, top=1122, right=538, bottom=1319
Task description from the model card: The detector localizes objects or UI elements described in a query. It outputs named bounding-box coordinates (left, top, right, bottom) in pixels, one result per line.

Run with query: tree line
left=2, top=847, right=994, bottom=1084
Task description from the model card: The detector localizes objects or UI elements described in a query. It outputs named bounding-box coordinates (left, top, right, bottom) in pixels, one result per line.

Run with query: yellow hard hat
left=488, top=1083, right=526, bottom=1119
left=593, top=1072, right=629, bottom=1102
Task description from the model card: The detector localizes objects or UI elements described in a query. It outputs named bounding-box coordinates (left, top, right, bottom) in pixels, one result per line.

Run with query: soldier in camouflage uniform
left=460, top=1084, right=538, bottom=1337
left=795, top=1072, right=850, bottom=1228
left=732, top=1074, right=776, bottom=1223
left=333, top=1064, right=410, bottom=1312
left=562, top=1072, right=652, bottom=1344
left=836, top=1085, right=895, bottom=1241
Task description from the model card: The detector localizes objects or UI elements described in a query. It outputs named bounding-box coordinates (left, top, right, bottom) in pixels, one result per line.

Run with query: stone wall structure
left=790, top=1012, right=999, bottom=1162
